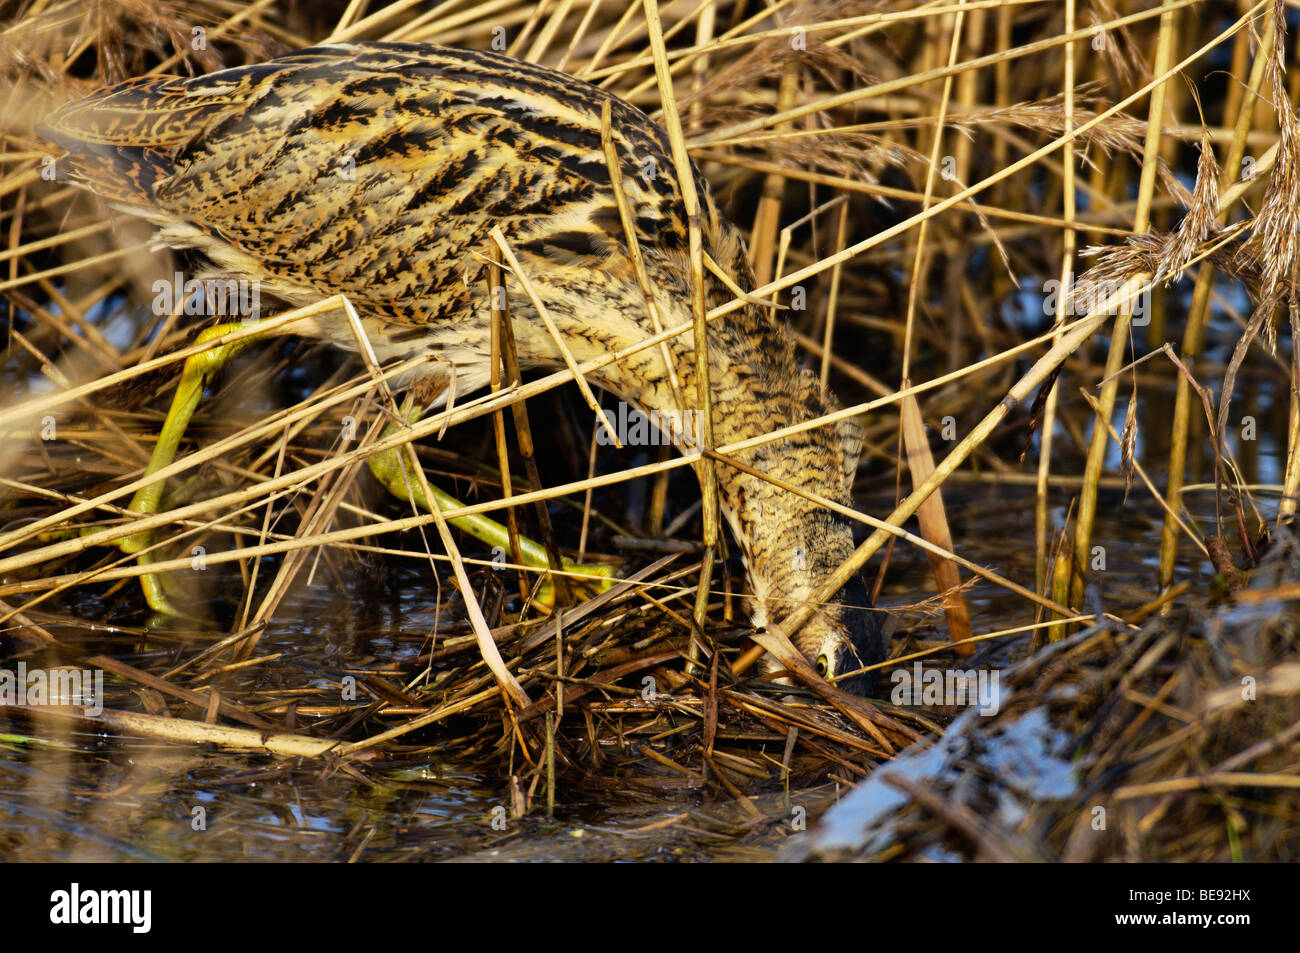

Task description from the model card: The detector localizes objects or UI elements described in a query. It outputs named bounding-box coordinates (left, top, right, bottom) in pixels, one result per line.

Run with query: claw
left=532, top=559, right=617, bottom=611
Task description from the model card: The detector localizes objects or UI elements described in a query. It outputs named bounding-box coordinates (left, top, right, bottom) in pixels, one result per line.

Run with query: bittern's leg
left=117, top=322, right=261, bottom=616
left=367, top=396, right=614, bottom=608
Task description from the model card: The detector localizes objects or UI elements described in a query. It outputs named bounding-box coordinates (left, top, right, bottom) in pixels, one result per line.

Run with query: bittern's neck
left=677, top=306, right=861, bottom=624
left=710, top=403, right=859, bottom=630
left=582, top=297, right=861, bottom=621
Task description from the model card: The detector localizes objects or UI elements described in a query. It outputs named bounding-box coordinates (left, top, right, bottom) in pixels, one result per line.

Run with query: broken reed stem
left=1071, top=0, right=1179, bottom=613
left=643, top=0, right=717, bottom=675
left=1159, top=16, right=1277, bottom=574
left=486, top=248, right=531, bottom=604
left=1037, top=0, right=1077, bottom=639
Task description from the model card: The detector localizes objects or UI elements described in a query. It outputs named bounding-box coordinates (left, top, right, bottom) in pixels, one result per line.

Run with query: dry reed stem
left=643, top=0, right=717, bottom=672
left=486, top=248, right=531, bottom=603
left=489, top=226, right=621, bottom=445
left=1036, top=0, right=1079, bottom=615
left=9, top=705, right=341, bottom=756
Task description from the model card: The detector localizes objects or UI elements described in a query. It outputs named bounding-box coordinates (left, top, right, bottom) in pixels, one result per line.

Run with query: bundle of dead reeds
left=790, top=525, right=1300, bottom=862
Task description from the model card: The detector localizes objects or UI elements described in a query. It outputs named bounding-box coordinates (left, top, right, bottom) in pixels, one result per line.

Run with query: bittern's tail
left=38, top=76, right=194, bottom=209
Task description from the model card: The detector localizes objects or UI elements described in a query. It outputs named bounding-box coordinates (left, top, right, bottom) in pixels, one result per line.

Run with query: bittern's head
left=792, top=571, right=884, bottom=696
left=711, top=366, right=884, bottom=695
left=740, top=505, right=886, bottom=696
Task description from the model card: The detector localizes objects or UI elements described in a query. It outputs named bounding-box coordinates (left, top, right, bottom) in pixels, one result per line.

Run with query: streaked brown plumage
left=41, top=41, right=884, bottom=692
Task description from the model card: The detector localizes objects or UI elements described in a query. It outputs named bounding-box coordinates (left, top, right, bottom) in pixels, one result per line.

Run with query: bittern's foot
left=121, top=532, right=219, bottom=625
left=36, top=519, right=200, bottom=620
left=532, top=559, right=617, bottom=611
left=367, top=412, right=617, bottom=610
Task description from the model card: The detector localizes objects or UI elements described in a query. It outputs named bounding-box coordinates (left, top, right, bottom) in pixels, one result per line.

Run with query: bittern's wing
left=40, top=43, right=727, bottom=326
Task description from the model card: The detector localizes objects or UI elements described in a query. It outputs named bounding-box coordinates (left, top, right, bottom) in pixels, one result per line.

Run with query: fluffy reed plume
left=1067, top=131, right=1232, bottom=318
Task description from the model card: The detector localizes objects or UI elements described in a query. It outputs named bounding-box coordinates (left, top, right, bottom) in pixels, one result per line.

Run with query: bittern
left=40, top=42, right=885, bottom=693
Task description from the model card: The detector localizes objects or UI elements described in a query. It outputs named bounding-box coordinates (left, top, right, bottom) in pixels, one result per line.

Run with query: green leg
left=368, top=400, right=614, bottom=609
left=81, top=317, right=608, bottom=617
left=116, top=322, right=259, bottom=616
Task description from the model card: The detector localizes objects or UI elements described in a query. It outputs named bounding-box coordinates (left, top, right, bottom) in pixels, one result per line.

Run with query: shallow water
left=2, top=468, right=1267, bottom=861
left=0, top=310, right=1289, bottom=862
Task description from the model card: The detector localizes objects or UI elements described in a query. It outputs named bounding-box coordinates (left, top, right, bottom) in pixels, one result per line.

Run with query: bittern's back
left=40, top=42, right=750, bottom=357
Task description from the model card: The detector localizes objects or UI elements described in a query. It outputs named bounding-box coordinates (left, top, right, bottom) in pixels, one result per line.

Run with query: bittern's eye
left=815, top=654, right=829, bottom=677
